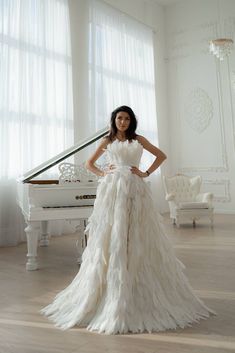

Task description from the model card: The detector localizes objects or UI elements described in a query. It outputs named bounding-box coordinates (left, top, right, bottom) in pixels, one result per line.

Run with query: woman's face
left=115, top=111, right=131, bottom=133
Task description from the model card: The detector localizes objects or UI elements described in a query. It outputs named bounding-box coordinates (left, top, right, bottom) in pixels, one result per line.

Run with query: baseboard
left=161, top=210, right=235, bottom=215
left=214, top=210, right=235, bottom=214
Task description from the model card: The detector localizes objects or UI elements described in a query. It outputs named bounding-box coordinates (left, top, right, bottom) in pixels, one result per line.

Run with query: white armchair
left=163, top=174, right=214, bottom=227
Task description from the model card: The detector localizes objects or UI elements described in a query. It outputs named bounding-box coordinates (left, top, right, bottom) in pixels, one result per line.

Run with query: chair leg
left=176, top=218, right=180, bottom=228
left=193, top=220, right=196, bottom=228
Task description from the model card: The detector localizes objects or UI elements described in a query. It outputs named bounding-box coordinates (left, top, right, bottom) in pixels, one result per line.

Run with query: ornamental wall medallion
left=184, top=88, right=213, bottom=133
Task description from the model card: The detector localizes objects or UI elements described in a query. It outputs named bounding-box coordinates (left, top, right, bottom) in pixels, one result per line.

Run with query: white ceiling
left=151, top=0, right=183, bottom=6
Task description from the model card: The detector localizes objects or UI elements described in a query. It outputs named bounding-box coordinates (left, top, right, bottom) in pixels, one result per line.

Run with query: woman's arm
left=131, top=135, right=167, bottom=178
left=85, top=138, right=109, bottom=177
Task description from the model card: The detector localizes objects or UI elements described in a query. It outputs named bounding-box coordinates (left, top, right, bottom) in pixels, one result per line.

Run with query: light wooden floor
left=0, top=214, right=235, bottom=353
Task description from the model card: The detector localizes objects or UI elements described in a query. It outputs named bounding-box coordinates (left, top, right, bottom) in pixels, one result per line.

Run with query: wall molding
left=179, top=59, right=229, bottom=173
left=172, top=28, right=229, bottom=172
left=203, top=179, right=231, bottom=203
left=180, top=166, right=227, bottom=173
left=227, top=64, right=235, bottom=150
left=167, top=10, right=234, bottom=210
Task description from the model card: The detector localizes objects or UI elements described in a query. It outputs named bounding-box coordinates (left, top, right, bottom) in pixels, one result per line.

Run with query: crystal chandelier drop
left=209, top=38, right=234, bottom=61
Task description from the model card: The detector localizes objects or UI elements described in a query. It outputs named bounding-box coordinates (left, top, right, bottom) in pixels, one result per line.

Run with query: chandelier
left=209, top=38, right=234, bottom=61
left=209, top=0, right=234, bottom=61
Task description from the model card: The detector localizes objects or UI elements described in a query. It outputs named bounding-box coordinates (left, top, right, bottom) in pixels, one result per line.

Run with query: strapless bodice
left=105, top=139, right=143, bottom=167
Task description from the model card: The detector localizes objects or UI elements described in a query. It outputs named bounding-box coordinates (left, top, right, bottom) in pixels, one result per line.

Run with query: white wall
left=68, top=0, right=170, bottom=212
left=165, top=0, right=235, bottom=213
left=68, top=0, right=235, bottom=213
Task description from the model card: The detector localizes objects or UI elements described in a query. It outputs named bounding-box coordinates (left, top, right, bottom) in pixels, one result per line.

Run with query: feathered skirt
left=41, top=167, right=215, bottom=334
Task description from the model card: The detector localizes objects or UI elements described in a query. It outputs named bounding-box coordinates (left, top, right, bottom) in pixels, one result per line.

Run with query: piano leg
left=39, top=220, right=50, bottom=247
left=76, top=219, right=87, bottom=264
left=25, top=221, right=40, bottom=271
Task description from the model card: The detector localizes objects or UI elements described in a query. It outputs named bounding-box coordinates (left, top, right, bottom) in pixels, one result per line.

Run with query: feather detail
left=41, top=139, right=215, bottom=334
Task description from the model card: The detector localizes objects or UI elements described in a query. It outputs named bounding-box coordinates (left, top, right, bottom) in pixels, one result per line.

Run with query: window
left=88, top=0, right=158, bottom=169
left=0, top=0, right=73, bottom=178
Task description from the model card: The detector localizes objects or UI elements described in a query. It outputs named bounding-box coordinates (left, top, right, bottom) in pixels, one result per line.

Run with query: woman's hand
left=130, top=166, right=148, bottom=178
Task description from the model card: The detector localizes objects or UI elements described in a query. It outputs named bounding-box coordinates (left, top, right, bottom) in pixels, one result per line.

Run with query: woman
left=41, top=105, right=215, bottom=334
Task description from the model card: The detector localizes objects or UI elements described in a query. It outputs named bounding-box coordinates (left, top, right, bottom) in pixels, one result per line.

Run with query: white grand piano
left=17, top=127, right=109, bottom=270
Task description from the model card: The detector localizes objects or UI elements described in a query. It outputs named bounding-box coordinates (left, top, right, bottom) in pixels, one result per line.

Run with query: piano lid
left=21, top=127, right=109, bottom=183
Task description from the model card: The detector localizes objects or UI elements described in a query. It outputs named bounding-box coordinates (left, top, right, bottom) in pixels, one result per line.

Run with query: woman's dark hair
left=107, top=105, right=138, bottom=141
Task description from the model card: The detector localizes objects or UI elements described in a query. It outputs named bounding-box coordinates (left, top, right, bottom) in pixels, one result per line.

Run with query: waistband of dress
left=105, top=165, right=132, bottom=174
left=114, top=164, right=131, bottom=169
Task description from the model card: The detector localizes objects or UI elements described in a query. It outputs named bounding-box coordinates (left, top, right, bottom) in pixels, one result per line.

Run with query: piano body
left=17, top=128, right=109, bottom=270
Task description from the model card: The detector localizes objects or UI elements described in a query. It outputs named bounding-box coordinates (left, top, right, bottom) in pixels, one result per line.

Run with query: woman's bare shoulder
left=99, top=135, right=110, bottom=148
left=136, top=135, right=148, bottom=144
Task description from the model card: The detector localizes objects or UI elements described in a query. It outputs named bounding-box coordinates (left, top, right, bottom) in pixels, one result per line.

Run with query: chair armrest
left=165, top=193, right=176, bottom=201
left=196, top=192, right=213, bottom=205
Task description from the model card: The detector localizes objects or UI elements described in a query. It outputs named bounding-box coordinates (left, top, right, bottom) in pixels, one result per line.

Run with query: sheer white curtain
left=88, top=0, right=158, bottom=170
left=0, top=0, right=73, bottom=246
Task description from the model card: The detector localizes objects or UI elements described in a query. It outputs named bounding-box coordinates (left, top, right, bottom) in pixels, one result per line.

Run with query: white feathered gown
left=41, top=140, right=215, bottom=334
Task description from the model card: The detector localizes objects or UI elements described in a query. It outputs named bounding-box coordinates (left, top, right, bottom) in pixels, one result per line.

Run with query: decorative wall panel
left=202, top=179, right=231, bottom=203
left=167, top=21, right=228, bottom=172
left=166, top=5, right=235, bottom=211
